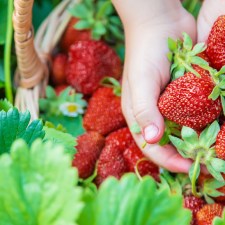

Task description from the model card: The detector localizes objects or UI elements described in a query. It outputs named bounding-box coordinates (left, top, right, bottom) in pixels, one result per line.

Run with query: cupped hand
left=112, top=0, right=196, bottom=172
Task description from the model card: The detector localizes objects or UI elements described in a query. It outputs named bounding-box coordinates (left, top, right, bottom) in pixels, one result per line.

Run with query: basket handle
left=13, top=0, right=47, bottom=89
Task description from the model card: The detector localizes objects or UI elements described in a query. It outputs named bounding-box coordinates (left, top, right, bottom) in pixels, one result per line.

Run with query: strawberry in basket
left=66, top=40, right=122, bottom=95
left=60, top=0, right=124, bottom=52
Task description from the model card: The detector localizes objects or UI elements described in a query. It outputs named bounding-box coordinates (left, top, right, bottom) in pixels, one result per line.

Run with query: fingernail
left=143, top=124, right=159, bottom=143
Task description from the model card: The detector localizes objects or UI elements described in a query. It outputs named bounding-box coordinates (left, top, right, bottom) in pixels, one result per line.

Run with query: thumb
left=128, top=70, right=165, bottom=144
left=125, top=34, right=170, bottom=144
left=126, top=44, right=169, bottom=143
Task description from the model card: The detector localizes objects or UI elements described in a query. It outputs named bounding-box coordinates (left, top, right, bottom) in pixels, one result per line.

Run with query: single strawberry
left=83, top=86, right=126, bottom=136
left=54, top=84, right=68, bottom=96
left=72, top=131, right=105, bottom=179
left=66, top=40, right=122, bottom=95
left=158, top=70, right=222, bottom=130
left=95, top=127, right=134, bottom=186
left=123, top=142, right=159, bottom=180
left=184, top=195, right=205, bottom=225
left=216, top=123, right=225, bottom=160
left=51, top=53, right=68, bottom=86
left=196, top=203, right=224, bottom=225
left=60, top=18, right=91, bottom=52
left=206, top=15, right=225, bottom=71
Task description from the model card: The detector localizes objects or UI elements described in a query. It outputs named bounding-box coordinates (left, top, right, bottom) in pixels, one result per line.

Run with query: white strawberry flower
left=59, top=102, right=84, bottom=117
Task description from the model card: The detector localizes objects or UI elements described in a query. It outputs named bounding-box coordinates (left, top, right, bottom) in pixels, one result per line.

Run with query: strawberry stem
left=191, top=152, right=202, bottom=198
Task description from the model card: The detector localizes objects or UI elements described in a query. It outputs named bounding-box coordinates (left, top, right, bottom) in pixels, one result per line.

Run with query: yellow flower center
left=67, top=104, right=78, bottom=113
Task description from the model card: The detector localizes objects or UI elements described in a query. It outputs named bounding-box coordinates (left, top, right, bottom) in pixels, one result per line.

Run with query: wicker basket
left=13, top=0, right=79, bottom=119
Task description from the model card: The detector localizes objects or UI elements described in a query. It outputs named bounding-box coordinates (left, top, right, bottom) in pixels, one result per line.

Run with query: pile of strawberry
left=46, top=0, right=225, bottom=223
left=48, top=1, right=159, bottom=187
left=157, top=16, right=225, bottom=225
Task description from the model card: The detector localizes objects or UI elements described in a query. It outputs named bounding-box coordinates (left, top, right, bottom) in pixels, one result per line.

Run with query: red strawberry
left=196, top=203, right=224, bottom=225
left=123, top=142, right=159, bottom=180
left=95, top=127, right=134, bottom=186
left=51, top=54, right=68, bottom=86
left=184, top=195, right=205, bottom=225
left=60, top=18, right=91, bottom=52
left=158, top=70, right=222, bottom=130
left=66, top=40, right=122, bottom=95
left=206, top=15, right=225, bottom=70
left=55, top=84, right=68, bottom=95
left=216, top=123, right=225, bottom=160
left=83, top=87, right=126, bottom=136
left=72, top=131, right=105, bottom=179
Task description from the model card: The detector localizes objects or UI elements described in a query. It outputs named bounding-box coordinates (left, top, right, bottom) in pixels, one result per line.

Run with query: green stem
left=4, top=0, right=14, bottom=103
left=191, top=152, right=202, bottom=198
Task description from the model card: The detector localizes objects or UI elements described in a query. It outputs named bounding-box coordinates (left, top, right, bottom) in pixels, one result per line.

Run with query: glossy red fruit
left=66, top=40, right=122, bottom=95
left=196, top=203, right=224, bottom=225
left=83, top=87, right=126, bottom=136
left=158, top=71, right=222, bottom=130
left=60, top=17, right=91, bottom=52
left=51, top=54, right=67, bottom=85
left=216, top=123, right=225, bottom=160
left=72, top=131, right=105, bottom=179
left=95, top=127, right=134, bottom=186
left=206, top=15, right=225, bottom=70
left=123, top=142, right=159, bottom=180
left=184, top=195, right=205, bottom=225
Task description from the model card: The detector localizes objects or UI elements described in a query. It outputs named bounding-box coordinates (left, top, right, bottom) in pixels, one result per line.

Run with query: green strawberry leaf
left=190, top=56, right=208, bottom=66
left=209, top=86, right=221, bottom=100
left=168, top=37, right=177, bottom=51
left=181, top=126, right=199, bottom=144
left=217, top=66, right=225, bottom=76
left=169, top=136, right=188, bottom=158
left=43, top=126, right=77, bottom=156
left=0, top=108, right=45, bottom=154
left=199, top=121, right=220, bottom=148
left=213, top=209, right=225, bottom=225
left=78, top=174, right=192, bottom=225
left=211, top=158, right=225, bottom=173
left=42, top=114, right=85, bottom=137
left=75, top=20, right=92, bottom=30
left=0, top=98, right=13, bottom=111
left=0, top=0, right=8, bottom=45
left=207, top=163, right=224, bottom=182
left=203, top=178, right=225, bottom=198
left=183, top=32, right=193, bottom=51
left=190, top=43, right=206, bottom=56
left=69, top=4, right=90, bottom=19
left=221, top=96, right=225, bottom=116
left=0, top=139, right=83, bottom=225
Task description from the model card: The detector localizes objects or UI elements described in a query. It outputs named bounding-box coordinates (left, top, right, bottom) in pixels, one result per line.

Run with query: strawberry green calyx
left=206, top=66, right=225, bottom=115
left=69, top=0, right=124, bottom=42
left=101, top=77, right=121, bottom=96
left=168, top=32, right=208, bottom=80
left=169, top=121, right=225, bottom=197
left=159, top=120, right=181, bottom=146
left=200, top=178, right=225, bottom=204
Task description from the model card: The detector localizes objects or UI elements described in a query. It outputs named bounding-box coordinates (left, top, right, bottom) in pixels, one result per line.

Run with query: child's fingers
left=197, top=0, right=225, bottom=42
left=122, top=78, right=192, bottom=173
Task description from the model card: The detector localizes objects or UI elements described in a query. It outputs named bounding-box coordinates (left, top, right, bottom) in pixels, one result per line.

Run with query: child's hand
left=198, top=0, right=225, bottom=42
left=112, top=0, right=196, bottom=172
